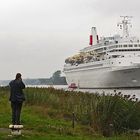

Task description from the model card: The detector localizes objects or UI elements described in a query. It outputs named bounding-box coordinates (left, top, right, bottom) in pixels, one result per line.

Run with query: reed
left=23, top=87, right=140, bottom=136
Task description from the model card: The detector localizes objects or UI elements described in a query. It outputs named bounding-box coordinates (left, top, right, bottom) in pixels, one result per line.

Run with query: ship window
left=134, top=44, right=137, bottom=47
left=124, top=45, right=127, bottom=47
left=119, top=62, right=121, bottom=64
left=110, top=46, right=113, bottom=49
left=129, top=45, right=133, bottom=47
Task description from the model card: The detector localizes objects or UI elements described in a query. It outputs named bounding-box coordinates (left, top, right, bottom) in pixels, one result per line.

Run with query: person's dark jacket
left=9, top=79, right=25, bottom=102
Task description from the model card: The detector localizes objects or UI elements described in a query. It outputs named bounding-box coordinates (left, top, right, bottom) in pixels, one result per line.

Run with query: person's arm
left=18, top=79, right=25, bottom=89
left=20, top=81, right=25, bottom=89
left=9, top=81, right=12, bottom=87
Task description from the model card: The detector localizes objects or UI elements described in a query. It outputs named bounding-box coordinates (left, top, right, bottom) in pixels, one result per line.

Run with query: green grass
left=0, top=87, right=140, bottom=140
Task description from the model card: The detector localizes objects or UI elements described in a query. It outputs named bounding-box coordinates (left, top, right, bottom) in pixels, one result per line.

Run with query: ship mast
left=117, top=16, right=132, bottom=38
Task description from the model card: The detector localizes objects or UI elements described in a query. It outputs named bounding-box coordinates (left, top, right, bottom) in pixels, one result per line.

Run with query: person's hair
left=15, top=73, right=22, bottom=80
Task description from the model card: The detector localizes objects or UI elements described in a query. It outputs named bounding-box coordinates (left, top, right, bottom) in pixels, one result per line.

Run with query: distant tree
left=52, top=70, right=61, bottom=79
left=51, top=70, right=67, bottom=85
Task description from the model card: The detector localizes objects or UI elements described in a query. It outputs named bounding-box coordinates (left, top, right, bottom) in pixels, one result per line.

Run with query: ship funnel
left=89, top=27, right=99, bottom=46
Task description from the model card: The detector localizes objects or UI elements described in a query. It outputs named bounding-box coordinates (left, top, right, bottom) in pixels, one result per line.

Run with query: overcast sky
left=0, top=0, right=140, bottom=80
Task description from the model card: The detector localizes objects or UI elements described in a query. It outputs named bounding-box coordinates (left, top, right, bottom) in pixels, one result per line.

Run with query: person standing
left=9, top=73, right=25, bottom=125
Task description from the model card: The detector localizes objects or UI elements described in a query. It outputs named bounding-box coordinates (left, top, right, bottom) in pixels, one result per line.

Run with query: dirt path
left=0, top=128, right=10, bottom=133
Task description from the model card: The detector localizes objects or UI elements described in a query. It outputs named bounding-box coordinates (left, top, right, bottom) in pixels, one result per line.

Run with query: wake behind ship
left=64, top=16, right=140, bottom=88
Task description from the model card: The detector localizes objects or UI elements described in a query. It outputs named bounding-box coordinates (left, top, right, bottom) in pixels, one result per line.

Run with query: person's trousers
left=11, top=101, right=23, bottom=125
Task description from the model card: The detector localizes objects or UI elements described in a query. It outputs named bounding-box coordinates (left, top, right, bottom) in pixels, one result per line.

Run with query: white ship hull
left=65, top=66, right=140, bottom=88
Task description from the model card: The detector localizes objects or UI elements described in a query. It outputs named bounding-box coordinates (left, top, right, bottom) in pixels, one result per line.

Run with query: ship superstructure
left=64, top=16, right=140, bottom=88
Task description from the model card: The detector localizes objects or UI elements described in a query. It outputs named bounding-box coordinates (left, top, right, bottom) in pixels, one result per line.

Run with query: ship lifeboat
left=68, top=83, right=77, bottom=89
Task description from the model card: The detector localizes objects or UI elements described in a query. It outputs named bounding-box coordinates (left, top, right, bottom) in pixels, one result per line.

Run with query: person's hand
left=18, top=77, right=22, bottom=81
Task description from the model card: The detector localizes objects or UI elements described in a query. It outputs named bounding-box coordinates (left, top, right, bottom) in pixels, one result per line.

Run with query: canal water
left=75, top=88, right=140, bottom=99
left=27, top=85, right=140, bottom=99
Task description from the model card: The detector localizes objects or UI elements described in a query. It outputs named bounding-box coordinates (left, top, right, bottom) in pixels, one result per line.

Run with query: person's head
left=15, top=73, right=22, bottom=80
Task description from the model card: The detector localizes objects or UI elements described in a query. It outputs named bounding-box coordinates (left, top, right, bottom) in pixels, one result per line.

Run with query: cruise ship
left=64, top=16, right=140, bottom=88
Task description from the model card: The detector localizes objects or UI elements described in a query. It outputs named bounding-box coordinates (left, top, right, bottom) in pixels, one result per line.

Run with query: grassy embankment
left=0, top=87, right=140, bottom=140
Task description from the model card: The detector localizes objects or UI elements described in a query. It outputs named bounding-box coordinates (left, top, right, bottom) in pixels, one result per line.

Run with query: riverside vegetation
left=0, top=87, right=140, bottom=139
